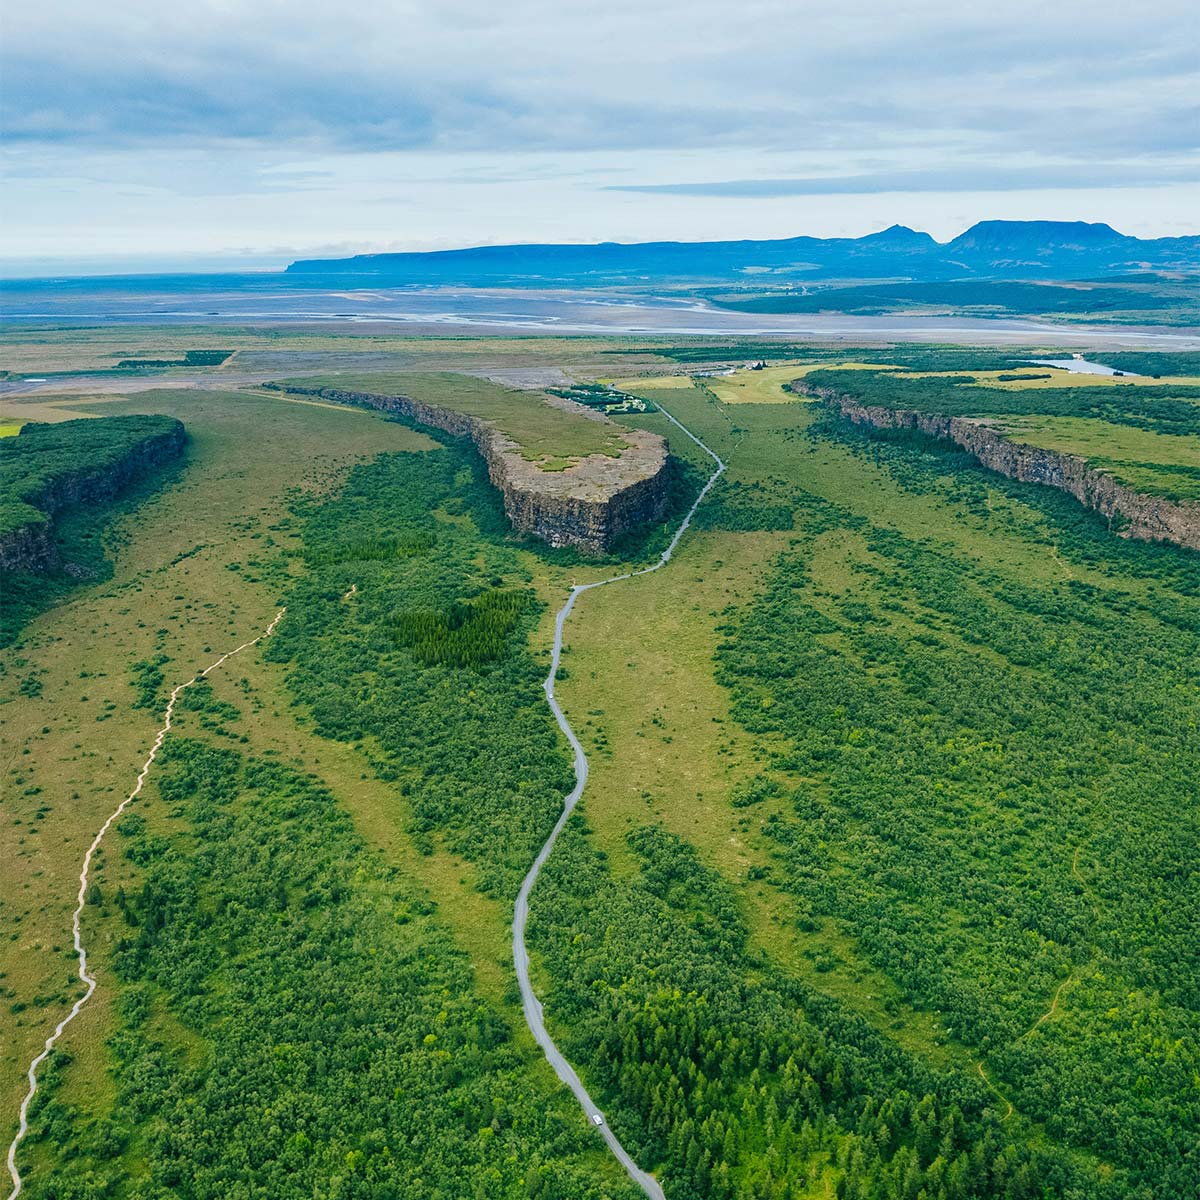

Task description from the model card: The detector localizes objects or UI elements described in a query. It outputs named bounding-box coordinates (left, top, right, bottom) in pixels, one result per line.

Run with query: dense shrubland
left=1096, top=350, right=1200, bottom=377
left=691, top=479, right=795, bottom=532
left=20, top=730, right=635, bottom=1200
left=254, top=421, right=1132, bottom=1197
left=265, top=440, right=576, bottom=896
left=716, top=279, right=1186, bottom=319
left=711, top=422, right=1200, bottom=1196
left=267, top=419, right=1155, bottom=1197
left=112, top=350, right=233, bottom=368
left=531, top=823, right=1102, bottom=1200
left=0, top=415, right=186, bottom=644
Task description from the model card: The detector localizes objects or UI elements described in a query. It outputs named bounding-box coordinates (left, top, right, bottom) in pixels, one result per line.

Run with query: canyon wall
left=0, top=419, right=187, bottom=574
left=805, top=384, right=1200, bottom=551
left=273, top=384, right=670, bottom=553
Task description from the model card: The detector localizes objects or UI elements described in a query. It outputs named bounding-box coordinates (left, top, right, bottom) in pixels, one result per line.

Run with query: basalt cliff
left=805, top=384, right=1200, bottom=552
left=271, top=383, right=669, bottom=553
left=0, top=417, right=187, bottom=575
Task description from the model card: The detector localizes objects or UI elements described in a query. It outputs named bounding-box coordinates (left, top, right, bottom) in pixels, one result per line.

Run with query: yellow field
left=614, top=361, right=918, bottom=405
left=705, top=364, right=818, bottom=404
left=616, top=362, right=1200, bottom=400
left=913, top=367, right=1200, bottom=390
left=1, top=393, right=140, bottom=426
left=608, top=373, right=697, bottom=390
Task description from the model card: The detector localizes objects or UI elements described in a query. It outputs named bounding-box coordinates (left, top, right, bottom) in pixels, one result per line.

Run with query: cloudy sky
left=2, top=0, right=1198, bottom=273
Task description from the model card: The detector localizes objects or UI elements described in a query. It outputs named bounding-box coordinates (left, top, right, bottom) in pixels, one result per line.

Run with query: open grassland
left=0, top=332, right=251, bottom=377
left=277, top=370, right=632, bottom=467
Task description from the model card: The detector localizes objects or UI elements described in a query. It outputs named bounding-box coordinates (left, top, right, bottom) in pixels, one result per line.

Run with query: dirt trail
left=1027, top=976, right=1075, bottom=1036
left=975, top=1062, right=1015, bottom=1121
left=975, top=842, right=1100, bottom=1123
left=5, top=609, right=286, bottom=1200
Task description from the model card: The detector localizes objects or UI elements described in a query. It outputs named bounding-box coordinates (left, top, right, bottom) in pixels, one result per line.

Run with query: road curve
left=5, top=610, right=286, bottom=1200
left=513, top=403, right=726, bottom=1200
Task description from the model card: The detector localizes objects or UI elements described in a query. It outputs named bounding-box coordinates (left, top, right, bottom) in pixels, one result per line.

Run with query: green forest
left=711, top=277, right=1200, bottom=325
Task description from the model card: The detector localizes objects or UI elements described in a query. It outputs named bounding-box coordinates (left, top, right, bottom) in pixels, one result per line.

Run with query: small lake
left=1030, top=357, right=1136, bottom=376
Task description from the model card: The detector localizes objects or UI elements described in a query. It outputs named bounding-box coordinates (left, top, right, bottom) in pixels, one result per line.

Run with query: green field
left=277, top=371, right=633, bottom=467
left=3, top=338, right=1198, bottom=1200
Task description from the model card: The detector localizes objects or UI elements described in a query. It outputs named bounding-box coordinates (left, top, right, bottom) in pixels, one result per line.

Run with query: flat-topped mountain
left=286, top=221, right=1199, bottom=286
left=266, top=373, right=670, bottom=553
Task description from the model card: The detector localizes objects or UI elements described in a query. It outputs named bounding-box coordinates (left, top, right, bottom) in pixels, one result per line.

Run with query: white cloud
left=1, top=1, right=1197, bottom=267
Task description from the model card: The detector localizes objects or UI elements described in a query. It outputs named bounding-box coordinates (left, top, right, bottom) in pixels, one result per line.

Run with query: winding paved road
left=512, top=404, right=726, bottom=1200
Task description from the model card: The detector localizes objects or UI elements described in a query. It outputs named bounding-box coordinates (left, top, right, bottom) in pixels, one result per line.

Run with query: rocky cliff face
left=0, top=421, right=187, bottom=574
left=0, top=519, right=58, bottom=575
left=806, top=384, right=1200, bottom=551
left=273, top=384, right=670, bottom=553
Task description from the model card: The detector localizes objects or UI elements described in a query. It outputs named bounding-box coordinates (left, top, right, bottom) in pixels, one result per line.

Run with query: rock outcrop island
left=269, top=380, right=670, bottom=553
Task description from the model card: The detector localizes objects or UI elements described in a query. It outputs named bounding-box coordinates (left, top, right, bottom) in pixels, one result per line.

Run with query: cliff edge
left=271, top=382, right=670, bottom=553
left=0, top=416, right=187, bottom=574
left=805, top=383, right=1200, bottom=551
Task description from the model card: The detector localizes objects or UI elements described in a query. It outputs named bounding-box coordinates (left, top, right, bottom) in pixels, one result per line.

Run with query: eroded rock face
left=0, top=520, right=58, bottom=575
left=0, top=421, right=187, bottom=574
left=806, top=384, right=1200, bottom=551
left=274, top=384, right=670, bottom=553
